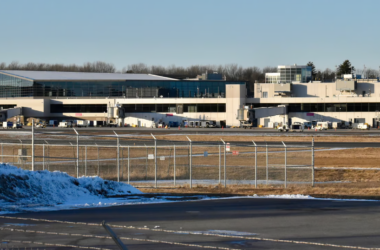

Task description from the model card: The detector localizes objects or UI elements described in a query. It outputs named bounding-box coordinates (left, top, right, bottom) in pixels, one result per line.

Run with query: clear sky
left=1, top=0, right=379, bottom=71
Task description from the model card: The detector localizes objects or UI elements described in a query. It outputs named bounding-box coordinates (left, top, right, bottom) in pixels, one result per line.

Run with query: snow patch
left=252, top=194, right=313, bottom=199
left=0, top=164, right=142, bottom=213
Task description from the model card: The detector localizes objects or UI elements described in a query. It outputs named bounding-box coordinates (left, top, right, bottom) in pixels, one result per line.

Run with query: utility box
left=18, top=149, right=27, bottom=164
left=336, top=80, right=357, bottom=91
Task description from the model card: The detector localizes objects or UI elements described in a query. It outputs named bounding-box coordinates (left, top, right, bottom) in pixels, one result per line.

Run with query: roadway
left=11, top=126, right=380, bottom=135
left=0, top=137, right=379, bottom=148
left=1, top=197, right=380, bottom=249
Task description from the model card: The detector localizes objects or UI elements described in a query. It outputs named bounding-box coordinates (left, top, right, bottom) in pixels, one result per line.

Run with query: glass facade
left=249, top=103, right=380, bottom=112
left=51, top=104, right=107, bottom=113
left=0, top=73, right=34, bottom=97
left=0, top=73, right=243, bottom=98
left=278, top=66, right=312, bottom=83
left=123, top=104, right=225, bottom=113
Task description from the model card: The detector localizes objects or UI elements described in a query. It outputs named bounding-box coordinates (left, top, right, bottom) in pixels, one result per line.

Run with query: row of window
left=0, top=74, right=242, bottom=98
left=50, top=104, right=226, bottom=113
left=123, top=104, right=226, bottom=113
left=0, top=104, right=17, bottom=110
left=250, top=103, right=380, bottom=112
left=51, top=104, right=107, bottom=113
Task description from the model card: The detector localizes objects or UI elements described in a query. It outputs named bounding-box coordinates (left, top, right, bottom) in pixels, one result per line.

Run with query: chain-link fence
left=0, top=130, right=316, bottom=188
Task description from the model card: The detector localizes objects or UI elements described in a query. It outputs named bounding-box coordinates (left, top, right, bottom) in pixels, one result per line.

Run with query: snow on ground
left=0, top=164, right=143, bottom=214
left=0, top=164, right=378, bottom=215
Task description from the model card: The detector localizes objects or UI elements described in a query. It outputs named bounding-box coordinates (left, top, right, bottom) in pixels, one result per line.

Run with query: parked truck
left=58, top=122, right=72, bottom=128
left=94, top=121, right=106, bottom=127
left=200, top=120, right=217, bottom=128
left=3, top=121, right=13, bottom=129
left=49, top=120, right=58, bottom=127
left=290, top=122, right=304, bottom=132
left=76, top=120, right=89, bottom=128
left=355, top=123, right=370, bottom=130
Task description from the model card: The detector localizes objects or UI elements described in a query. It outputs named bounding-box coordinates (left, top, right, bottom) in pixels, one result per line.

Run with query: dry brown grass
left=2, top=133, right=380, bottom=198
left=139, top=182, right=380, bottom=198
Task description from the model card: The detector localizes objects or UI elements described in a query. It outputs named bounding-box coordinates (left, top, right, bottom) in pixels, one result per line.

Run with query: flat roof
left=0, top=70, right=177, bottom=81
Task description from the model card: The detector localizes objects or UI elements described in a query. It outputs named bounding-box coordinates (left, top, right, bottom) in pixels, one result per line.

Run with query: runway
left=1, top=197, right=380, bottom=249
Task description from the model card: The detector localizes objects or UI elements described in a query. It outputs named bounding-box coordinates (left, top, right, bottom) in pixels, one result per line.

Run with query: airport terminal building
left=1, top=66, right=380, bottom=127
left=0, top=70, right=245, bottom=126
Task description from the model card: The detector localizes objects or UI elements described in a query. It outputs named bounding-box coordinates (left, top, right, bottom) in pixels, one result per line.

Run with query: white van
left=315, top=122, right=331, bottom=130
left=58, top=122, right=72, bottom=128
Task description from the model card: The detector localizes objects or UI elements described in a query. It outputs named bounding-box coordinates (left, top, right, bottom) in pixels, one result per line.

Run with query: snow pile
left=0, top=164, right=142, bottom=206
left=252, top=194, right=313, bottom=199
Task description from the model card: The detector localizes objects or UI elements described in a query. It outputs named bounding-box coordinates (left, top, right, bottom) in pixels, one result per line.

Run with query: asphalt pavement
left=9, top=126, right=380, bottom=135
left=1, top=197, right=380, bottom=249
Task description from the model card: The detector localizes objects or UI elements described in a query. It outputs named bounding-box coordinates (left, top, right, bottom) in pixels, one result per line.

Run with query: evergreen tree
left=307, top=62, right=317, bottom=80
left=337, top=60, right=354, bottom=77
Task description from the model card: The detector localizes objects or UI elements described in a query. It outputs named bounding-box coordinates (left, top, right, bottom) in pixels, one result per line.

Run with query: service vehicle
left=200, top=120, right=217, bottom=128
left=356, top=123, right=370, bottom=130
left=107, top=121, right=117, bottom=127
left=76, top=120, right=89, bottom=128
left=49, top=120, right=58, bottom=127
left=277, top=124, right=289, bottom=132
left=35, top=122, right=46, bottom=128
left=290, top=122, right=304, bottom=132
left=188, top=121, right=200, bottom=128
left=240, top=121, right=253, bottom=129
left=12, top=123, right=22, bottom=129
left=3, top=121, right=13, bottom=129
left=93, top=121, right=106, bottom=127
left=58, top=122, right=72, bottom=128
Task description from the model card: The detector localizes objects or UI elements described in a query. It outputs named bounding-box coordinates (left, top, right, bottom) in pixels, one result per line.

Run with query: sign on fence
left=160, top=156, right=165, bottom=161
left=232, top=151, right=239, bottom=155
left=226, top=143, right=230, bottom=152
left=148, top=154, right=154, bottom=159
left=204, top=151, right=208, bottom=157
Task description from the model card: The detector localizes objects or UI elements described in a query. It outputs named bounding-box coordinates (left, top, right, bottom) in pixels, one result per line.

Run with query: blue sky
left=1, top=0, right=379, bottom=71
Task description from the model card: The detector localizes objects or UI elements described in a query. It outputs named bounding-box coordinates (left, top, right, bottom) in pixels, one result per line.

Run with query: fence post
left=128, top=146, right=130, bottom=184
left=282, top=141, right=287, bottom=188
left=32, top=119, right=35, bottom=171
left=312, top=138, right=315, bottom=187
left=186, top=136, right=192, bottom=188
left=45, top=140, right=49, bottom=171
left=266, top=142, right=268, bottom=185
left=73, top=128, right=79, bottom=178
left=114, top=131, right=120, bottom=182
left=221, top=139, right=226, bottom=188
left=85, top=145, right=87, bottom=177
left=20, top=139, right=24, bottom=169
left=252, top=141, right=257, bottom=188
left=173, top=144, right=176, bottom=187
left=96, top=143, right=100, bottom=176
left=151, top=134, right=157, bottom=188
left=219, top=145, right=221, bottom=184
left=42, top=143, right=45, bottom=170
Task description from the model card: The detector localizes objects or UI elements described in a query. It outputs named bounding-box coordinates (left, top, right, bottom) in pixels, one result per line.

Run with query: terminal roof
left=0, top=70, right=177, bottom=81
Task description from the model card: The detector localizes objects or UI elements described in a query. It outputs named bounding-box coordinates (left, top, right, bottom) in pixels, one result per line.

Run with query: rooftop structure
left=265, top=65, right=312, bottom=83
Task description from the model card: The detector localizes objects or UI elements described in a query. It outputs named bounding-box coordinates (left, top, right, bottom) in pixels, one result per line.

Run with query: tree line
left=0, top=61, right=116, bottom=73
left=1, top=60, right=378, bottom=96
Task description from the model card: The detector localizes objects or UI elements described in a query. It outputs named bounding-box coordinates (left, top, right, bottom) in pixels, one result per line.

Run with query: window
left=262, top=92, right=268, bottom=98
left=50, top=104, right=107, bottom=113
